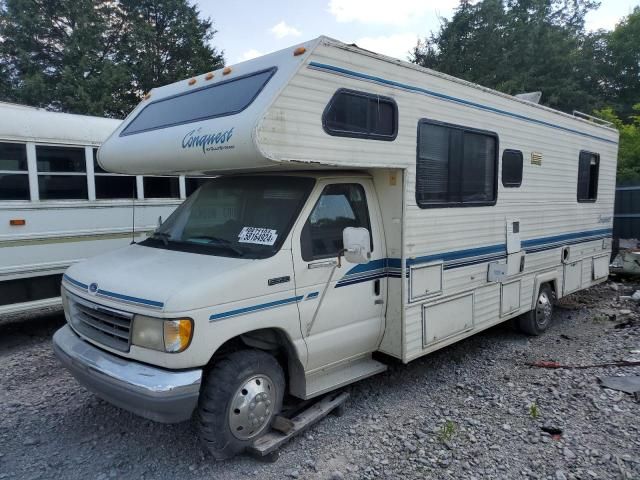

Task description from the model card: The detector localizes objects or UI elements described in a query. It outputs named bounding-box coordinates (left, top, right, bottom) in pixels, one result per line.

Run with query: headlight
left=61, top=288, right=71, bottom=323
left=131, top=315, right=193, bottom=353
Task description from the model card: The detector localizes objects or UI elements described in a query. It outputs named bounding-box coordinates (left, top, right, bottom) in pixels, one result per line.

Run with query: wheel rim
left=535, top=290, right=553, bottom=329
left=228, top=374, right=276, bottom=440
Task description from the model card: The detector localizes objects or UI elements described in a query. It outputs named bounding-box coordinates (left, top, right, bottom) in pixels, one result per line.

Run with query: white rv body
left=53, top=37, right=617, bottom=446
left=0, top=103, right=193, bottom=315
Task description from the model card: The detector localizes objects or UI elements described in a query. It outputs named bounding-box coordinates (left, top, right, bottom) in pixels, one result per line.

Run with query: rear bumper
left=53, top=324, right=202, bottom=423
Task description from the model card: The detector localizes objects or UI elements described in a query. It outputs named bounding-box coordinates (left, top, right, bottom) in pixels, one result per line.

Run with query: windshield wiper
left=185, top=236, right=244, bottom=256
left=150, top=231, right=171, bottom=246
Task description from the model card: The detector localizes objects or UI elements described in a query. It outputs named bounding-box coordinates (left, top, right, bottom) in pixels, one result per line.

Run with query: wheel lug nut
left=249, top=413, right=255, bottom=419
left=259, top=416, right=265, bottom=422
left=265, top=399, right=271, bottom=406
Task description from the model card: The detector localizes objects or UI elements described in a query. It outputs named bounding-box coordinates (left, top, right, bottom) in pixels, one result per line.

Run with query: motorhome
left=0, top=103, right=201, bottom=315
left=52, top=37, right=618, bottom=459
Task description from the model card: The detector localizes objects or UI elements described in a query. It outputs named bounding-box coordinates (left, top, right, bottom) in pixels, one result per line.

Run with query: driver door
left=292, top=179, right=386, bottom=372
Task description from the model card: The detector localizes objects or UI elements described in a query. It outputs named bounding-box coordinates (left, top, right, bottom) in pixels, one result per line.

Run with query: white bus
left=0, top=102, right=203, bottom=315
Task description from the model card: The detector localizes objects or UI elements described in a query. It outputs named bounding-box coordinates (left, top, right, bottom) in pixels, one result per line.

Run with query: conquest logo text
left=182, top=127, right=235, bottom=154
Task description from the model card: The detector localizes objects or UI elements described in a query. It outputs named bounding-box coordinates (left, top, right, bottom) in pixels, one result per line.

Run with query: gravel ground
left=1, top=279, right=639, bottom=480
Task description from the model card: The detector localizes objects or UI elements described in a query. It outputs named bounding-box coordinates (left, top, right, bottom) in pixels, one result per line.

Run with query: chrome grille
left=67, top=292, right=133, bottom=352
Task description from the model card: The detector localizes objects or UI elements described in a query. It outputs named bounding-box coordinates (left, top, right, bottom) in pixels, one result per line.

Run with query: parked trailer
left=0, top=102, right=204, bottom=315
left=52, top=37, right=618, bottom=459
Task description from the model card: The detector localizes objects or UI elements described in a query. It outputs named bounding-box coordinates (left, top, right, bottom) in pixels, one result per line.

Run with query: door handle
left=374, top=299, right=384, bottom=305
left=308, top=260, right=338, bottom=269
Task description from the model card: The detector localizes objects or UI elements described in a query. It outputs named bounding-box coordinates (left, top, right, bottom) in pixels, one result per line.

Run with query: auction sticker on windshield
left=238, top=227, right=278, bottom=245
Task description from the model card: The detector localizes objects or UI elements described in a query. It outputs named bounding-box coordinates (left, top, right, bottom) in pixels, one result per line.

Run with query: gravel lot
left=1, top=280, right=639, bottom=480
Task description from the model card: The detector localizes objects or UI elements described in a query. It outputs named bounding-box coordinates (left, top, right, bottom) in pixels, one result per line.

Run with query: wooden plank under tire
left=247, top=391, right=350, bottom=458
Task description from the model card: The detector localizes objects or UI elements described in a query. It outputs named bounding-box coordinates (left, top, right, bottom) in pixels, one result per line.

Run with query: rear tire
left=197, top=350, right=285, bottom=460
left=518, top=284, right=554, bottom=336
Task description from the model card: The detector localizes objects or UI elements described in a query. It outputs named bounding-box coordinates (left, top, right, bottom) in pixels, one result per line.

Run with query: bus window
left=0, top=142, right=29, bottom=200
left=36, top=145, right=87, bottom=200
left=143, top=176, right=180, bottom=199
left=93, top=149, right=137, bottom=199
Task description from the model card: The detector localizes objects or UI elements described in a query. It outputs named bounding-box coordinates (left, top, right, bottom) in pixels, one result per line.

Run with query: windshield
left=141, top=176, right=315, bottom=259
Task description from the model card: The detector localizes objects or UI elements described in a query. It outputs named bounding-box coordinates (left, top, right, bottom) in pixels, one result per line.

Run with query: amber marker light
left=223, top=66, right=232, bottom=75
left=188, top=78, right=197, bottom=85
left=10, top=219, right=26, bottom=226
left=205, top=72, right=214, bottom=80
left=293, top=46, right=306, bottom=56
left=163, top=319, right=194, bottom=353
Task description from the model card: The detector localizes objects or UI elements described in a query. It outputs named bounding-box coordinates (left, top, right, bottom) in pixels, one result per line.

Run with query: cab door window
left=301, top=183, right=371, bottom=261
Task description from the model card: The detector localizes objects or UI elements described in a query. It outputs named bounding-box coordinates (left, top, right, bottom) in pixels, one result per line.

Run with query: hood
left=63, top=244, right=290, bottom=313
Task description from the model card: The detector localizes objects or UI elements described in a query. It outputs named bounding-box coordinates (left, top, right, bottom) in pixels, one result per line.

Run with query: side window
left=93, top=148, right=137, bottom=199
left=323, top=89, right=397, bottom=141
left=36, top=145, right=87, bottom=200
left=577, top=150, right=599, bottom=202
left=416, top=120, right=497, bottom=208
left=301, top=184, right=371, bottom=261
left=0, top=142, right=29, bottom=200
left=143, top=176, right=180, bottom=199
left=502, top=149, right=523, bottom=188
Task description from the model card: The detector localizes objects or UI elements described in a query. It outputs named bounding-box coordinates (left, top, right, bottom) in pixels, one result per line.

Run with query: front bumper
left=53, top=325, right=202, bottom=423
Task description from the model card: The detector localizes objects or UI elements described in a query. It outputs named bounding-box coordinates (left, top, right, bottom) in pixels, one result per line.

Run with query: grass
left=438, top=420, right=456, bottom=442
left=529, top=402, right=540, bottom=419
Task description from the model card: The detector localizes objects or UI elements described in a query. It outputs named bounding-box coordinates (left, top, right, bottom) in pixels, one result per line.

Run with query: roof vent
left=514, top=91, right=542, bottom=104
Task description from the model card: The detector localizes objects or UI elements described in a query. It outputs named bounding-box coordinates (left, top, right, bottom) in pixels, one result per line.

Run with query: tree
left=111, top=0, right=224, bottom=117
left=0, top=0, right=224, bottom=117
left=411, top=0, right=602, bottom=113
left=596, top=105, right=640, bottom=183
left=599, top=7, right=640, bottom=120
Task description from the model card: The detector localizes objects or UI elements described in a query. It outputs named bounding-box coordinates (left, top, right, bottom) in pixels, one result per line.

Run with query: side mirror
left=342, top=227, right=371, bottom=264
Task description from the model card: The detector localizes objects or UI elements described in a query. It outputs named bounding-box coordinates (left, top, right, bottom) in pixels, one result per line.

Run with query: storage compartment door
left=501, top=280, right=521, bottom=316
left=592, top=255, right=609, bottom=280
left=422, top=293, right=473, bottom=347
left=563, top=260, right=583, bottom=295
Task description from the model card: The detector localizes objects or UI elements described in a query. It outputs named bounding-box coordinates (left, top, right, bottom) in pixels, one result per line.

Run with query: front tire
left=518, top=284, right=555, bottom=336
left=197, top=350, right=285, bottom=460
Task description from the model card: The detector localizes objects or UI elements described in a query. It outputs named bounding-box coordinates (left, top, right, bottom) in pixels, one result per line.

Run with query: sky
left=196, top=0, right=639, bottom=64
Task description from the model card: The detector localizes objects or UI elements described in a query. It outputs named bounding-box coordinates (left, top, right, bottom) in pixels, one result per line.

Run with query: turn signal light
left=188, top=78, right=196, bottom=85
left=10, top=219, right=26, bottom=226
left=164, top=319, right=193, bottom=353
left=223, top=66, right=232, bottom=75
left=205, top=72, right=214, bottom=80
left=293, top=47, right=306, bottom=56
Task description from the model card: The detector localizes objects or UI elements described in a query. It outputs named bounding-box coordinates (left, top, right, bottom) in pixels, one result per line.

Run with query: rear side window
left=416, top=120, right=497, bottom=208
left=323, top=89, right=397, bottom=141
left=301, top=183, right=372, bottom=261
left=0, top=142, right=29, bottom=200
left=577, top=151, right=599, bottom=202
left=502, top=149, right=523, bottom=187
left=121, top=68, right=277, bottom=136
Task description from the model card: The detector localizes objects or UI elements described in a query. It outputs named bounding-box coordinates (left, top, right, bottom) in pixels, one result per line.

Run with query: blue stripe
left=308, top=62, right=616, bottom=145
left=306, top=292, right=319, bottom=299
left=521, top=228, right=611, bottom=248
left=336, top=227, right=612, bottom=286
left=408, top=244, right=506, bottom=266
left=62, top=274, right=164, bottom=309
left=96, top=289, right=164, bottom=309
left=210, top=295, right=303, bottom=321
left=63, top=274, right=88, bottom=290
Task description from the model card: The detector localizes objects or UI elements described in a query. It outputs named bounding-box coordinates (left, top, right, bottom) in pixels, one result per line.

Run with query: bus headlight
left=131, top=316, right=193, bottom=353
